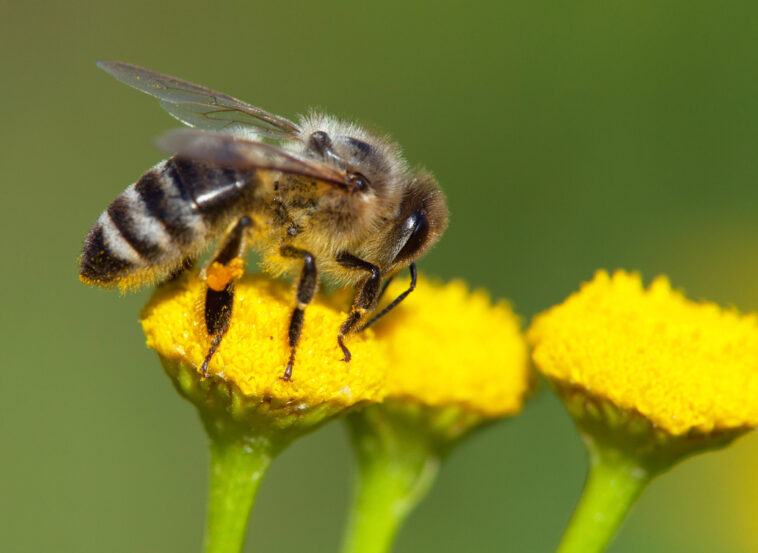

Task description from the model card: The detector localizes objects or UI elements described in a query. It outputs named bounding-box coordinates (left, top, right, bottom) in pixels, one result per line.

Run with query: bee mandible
left=80, top=61, right=448, bottom=381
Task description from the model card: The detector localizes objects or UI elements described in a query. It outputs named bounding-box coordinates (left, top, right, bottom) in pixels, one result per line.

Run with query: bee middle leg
left=280, top=245, right=318, bottom=381
left=200, top=216, right=253, bottom=377
left=335, top=252, right=382, bottom=362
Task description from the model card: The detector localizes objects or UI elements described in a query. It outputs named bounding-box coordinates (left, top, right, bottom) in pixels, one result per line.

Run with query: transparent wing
left=157, top=129, right=351, bottom=189
left=97, top=60, right=301, bottom=140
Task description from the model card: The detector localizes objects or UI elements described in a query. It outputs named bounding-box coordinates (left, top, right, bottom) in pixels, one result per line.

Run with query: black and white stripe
left=80, top=158, right=255, bottom=285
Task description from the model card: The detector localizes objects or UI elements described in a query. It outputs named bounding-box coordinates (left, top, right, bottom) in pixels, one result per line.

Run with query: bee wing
left=97, top=61, right=301, bottom=140
left=157, top=129, right=350, bottom=189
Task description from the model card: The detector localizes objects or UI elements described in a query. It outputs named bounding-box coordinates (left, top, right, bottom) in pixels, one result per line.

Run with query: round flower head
left=529, top=269, right=758, bottom=437
left=376, top=276, right=531, bottom=419
left=141, top=271, right=387, bottom=437
left=528, top=270, right=758, bottom=553
left=348, top=275, right=532, bottom=458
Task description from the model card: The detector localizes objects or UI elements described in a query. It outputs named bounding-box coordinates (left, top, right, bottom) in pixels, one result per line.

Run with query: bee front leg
left=359, top=263, right=417, bottom=332
left=280, top=245, right=318, bottom=381
left=200, top=216, right=253, bottom=377
left=335, top=252, right=382, bottom=363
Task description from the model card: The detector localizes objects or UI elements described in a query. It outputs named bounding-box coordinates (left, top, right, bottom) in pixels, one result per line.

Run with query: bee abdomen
left=80, top=170, right=185, bottom=285
left=135, top=160, right=204, bottom=248
left=79, top=223, right=135, bottom=285
left=80, top=158, right=256, bottom=287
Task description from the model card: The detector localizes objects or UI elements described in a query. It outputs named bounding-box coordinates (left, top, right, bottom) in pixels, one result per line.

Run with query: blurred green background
left=2, top=0, right=758, bottom=551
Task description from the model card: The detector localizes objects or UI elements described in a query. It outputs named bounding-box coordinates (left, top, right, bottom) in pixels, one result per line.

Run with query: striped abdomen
left=80, top=157, right=257, bottom=287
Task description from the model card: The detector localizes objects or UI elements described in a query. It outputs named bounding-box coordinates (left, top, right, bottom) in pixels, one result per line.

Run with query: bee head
left=350, top=169, right=448, bottom=273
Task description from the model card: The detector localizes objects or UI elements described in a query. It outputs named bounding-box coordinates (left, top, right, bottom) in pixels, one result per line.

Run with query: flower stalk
left=154, top=343, right=373, bottom=553
left=556, top=435, right=652, bottom=553
left=203, top=433, right=275, bottom=553
left=169, top=358, right=299, bottom=553
left=341, top=401, right=489, bottom=553
left=340, top=405, right=442, bottom=553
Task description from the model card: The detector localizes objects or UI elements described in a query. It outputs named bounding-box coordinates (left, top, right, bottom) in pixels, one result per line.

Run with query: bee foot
left=337, top=335, right=352, bottom=363
left=280, top=361, right=293, bottom=382
left=200, top=359, right=211, bottom=379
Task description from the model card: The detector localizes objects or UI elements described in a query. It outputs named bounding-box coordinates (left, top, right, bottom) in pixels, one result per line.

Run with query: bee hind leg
left=280, top=246, right=318, bottom=381
left=199, top=216, right=253, bottom=377
left=335, top=252, right=382, bottom=363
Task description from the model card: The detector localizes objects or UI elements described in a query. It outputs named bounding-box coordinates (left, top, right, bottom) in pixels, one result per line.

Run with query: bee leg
left=201, top=287, right=234, bottom=377
left=199, top=216, right=253, bottom=377
left=359, top=263, right=417, bottom=332
left=335, top=252, right=382, bottom=363
left=374, top=275, right=395, bottom=304
left=280, top=245, right=318, bottom=381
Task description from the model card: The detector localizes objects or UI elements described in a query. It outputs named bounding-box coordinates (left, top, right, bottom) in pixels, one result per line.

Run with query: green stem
left=203, top=434, right=274, bottom=553
left=341, top=408, right=441, bottom=553
left=341, top=450, right=439, bottom=553
left=556, top=440, right=653, bottom=553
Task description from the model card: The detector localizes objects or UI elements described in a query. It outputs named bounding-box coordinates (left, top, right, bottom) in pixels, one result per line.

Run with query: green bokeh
left=2, top=1, right=757, bottom=551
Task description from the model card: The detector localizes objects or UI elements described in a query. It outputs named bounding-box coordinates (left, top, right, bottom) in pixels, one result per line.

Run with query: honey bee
left=80, top=61, right=447, bottom=380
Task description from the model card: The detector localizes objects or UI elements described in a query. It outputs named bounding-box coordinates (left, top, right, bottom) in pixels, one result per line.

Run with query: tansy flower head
left=347, top=275, right=532, bottom=459
left=528, top=269, right=758, bottom=437
left=375, top=275, right=531, bottom=420
left=141, top=271, right=387, bottom=438
left=529, top=270, right=758, bottom=553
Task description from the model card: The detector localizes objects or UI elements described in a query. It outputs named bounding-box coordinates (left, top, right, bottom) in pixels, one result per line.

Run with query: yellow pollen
left=372, top=276, right=531, bottom=418
left=205, top=258, right=245, bottom=292
left=140, top=272, right=387, bottom=405
left=528, top=270, right=758, bottom=435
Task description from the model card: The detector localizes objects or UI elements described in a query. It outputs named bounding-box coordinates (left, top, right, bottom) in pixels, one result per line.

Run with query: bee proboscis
left=80, top=61, right=448, bottom=380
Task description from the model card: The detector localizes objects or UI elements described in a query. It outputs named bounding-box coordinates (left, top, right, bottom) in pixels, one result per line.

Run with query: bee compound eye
left=347, top=172, right=370, bottom=192
left=394, top=210, right=429, bottom=263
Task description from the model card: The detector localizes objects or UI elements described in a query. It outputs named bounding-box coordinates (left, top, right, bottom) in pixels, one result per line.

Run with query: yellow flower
left=528, top=270, right=758, bottom=436
left=373, top=275, right=531, bottom=418
left=340, top=275, right=532, bottom=553
left=140, top=271, right=391, bottom=553
left=529, top=270, right=758, bottom=553
left=141, top=271, right=387, bottom=412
